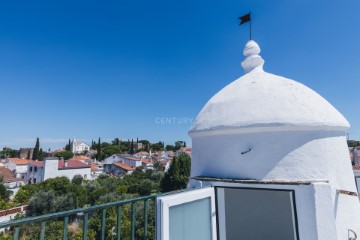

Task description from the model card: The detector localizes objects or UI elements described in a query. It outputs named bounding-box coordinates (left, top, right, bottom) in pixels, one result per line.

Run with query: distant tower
left=71, top=136, right=76, bottom=153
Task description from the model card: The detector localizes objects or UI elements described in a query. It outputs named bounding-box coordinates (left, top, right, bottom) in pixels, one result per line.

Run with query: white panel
left=157, top=187, right=216, bottom=240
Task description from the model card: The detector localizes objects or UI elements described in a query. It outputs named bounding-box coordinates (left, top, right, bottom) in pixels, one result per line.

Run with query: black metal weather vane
left=239, top=12, right=252, bottom=40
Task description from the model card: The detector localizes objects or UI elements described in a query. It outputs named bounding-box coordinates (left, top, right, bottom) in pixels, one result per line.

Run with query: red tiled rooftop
left=90, top=163, right=101, bottom=172
left=69, top=155, right=91, bottom=161
left=141, top=159, right=152, bottom=164
left=136, top=151, right=149, bottom=155
left=32, top=161, right=44, bottom=167
left=53, top=149, right=66, bottom=153
left=126, top=157, right=141, bottom=161
left=58, top=160, right=90, bottom=169
left=0, top=167, right=16, bottom=182
left=7, top=158, right=30, bottom=165
left=113, top=162, right=134, bottom=171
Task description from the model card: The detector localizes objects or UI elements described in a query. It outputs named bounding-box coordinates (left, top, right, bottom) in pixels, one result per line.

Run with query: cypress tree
left=130, top=139, right=134, bottom=154
left=32, top=137, right=40, bottom=160
left=39, top=148, right=43, bottom=161
left=65, top=139, right=71, bottom=151
left=97, top=138, right=102, bottom=160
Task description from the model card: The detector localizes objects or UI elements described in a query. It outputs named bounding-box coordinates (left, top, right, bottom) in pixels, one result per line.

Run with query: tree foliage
left=97, top=138, right=102, bottom=160
left=32, top=137, right=40, bottom=160
left=0, top=147, right=17, bottom=158
left=0, top=177, right=12, bottom=206
left=160, top=154, right=191, bottom=192
left=54, top=151, right=74, bottom=160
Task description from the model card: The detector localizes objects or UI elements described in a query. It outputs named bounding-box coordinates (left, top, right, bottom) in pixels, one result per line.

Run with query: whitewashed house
left=27, top=157, right=91, bottom=183
left=156, top=40, right=360, bottom=240
left=4, top=158, right=29, bottom=180
left=71, top=138, right=90, bottom=154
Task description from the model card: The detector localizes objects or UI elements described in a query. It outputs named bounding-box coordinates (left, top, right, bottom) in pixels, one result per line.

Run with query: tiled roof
left=7, top=158, right=30, bottom=165
left=53, top=149, right=66, bottom=153
left=126, top=157, right=141, bottom=162
left=113, top=162, right=134, bottom=171
left=141, top=159, right=152, bottom=164
left=136, top=151, right=149, bottom=155
left=32, top=161, right=44, bottom=167
left=90, top=164, right=101, bottom=172
left=69, top=156, right=91, bottom=161
left=58, top=160, right=90, bottom=169
left=0, top=167, right=16, bottom=182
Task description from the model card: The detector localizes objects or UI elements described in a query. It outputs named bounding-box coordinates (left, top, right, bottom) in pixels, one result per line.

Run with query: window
left=216, top=187, right=299, bottom=240
left=157, top=187, right=217, bottom=240
left=34, top=167, right=37, bottom=172
left=84, top=174, right=87, bottom=179
left=33, top=178, right=37, bottom=184
left=29, top=166, right=33, bottom=172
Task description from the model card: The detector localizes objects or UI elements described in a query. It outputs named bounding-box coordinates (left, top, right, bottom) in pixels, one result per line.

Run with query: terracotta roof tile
left=0, top=167, right=16, bottom=182
left=126, top=157, right=141, bottom=162
left=32, top=161, right=44, bottom=167
left=69, top=156, right=91, bottom=161
left=113, top=162, right=134, bottom=171
left=58, top=160, right=90, bottom=169
left=136, top=151, right=149, bottom=155
left=7, top=158, right=30, bottom=165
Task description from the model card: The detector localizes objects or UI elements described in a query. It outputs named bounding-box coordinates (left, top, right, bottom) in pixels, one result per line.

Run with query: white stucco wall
left=27, top=165, right=44, bottom=183
left=43, top=158, right=91, bottom=181
left=123, top=159, right=142, bottom=168
left=186, top=40, right=360, bottom=239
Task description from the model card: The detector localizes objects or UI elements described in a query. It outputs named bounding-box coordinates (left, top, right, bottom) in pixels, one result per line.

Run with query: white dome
left=189, top=40, right=349, bottom=136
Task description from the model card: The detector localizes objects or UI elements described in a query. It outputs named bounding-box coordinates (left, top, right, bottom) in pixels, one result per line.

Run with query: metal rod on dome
left=239, top=12, right=252, bottom=40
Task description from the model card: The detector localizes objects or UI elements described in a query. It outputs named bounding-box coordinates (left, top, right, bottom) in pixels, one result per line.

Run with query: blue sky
left=1, top=0, right=359, bottom=150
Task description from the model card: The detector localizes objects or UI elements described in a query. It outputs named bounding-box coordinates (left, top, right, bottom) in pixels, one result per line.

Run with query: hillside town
left=0, top=138, right=192, bottom=223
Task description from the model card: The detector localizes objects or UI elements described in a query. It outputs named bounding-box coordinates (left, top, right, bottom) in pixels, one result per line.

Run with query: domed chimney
left=188, top=40, right=360, bottom=239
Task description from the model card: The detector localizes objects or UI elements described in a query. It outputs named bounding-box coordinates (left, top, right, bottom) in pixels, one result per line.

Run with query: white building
left=27, top=157, right=91, bottom=183
left=71, top=138, right=90, bottom=154
left=4, top=158, right=29, bottom=180
left=156, top=40, right=360, bottom=240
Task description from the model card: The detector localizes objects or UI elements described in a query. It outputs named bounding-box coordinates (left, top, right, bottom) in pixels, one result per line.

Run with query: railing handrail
left=0, top=193, right=162, bottom=228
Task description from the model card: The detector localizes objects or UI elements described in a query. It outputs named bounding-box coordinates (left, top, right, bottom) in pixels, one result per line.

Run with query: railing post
left=82, top=212, right=88, bottom=240
left=131, top=202, right=136, bottom=240
left=143, top=199, right=148, bottom=240
left=14, top=226, right=20, bottom=240
left=101, top=208, right=106, bottom=240
left=63, top=216, right=68, bottom=240
left=117, top=206, right=121, bottom=240
left=40, top=221, right=46, bottom=240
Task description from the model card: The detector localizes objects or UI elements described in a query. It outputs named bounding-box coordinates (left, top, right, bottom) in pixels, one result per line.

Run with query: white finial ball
left=243, top=40, right=261, bottom=57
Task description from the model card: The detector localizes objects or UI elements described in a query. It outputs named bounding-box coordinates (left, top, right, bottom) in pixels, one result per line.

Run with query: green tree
left=112, top=138, right=120, bottom=146
left=165, top=145, right=175, bottom=151
left=38, top=148, right=44, bottom=161
left=0, top=147, right=17, bottom=158
left=0, top=177, right=12, bottom=201
left=103, top=145, right=122, bottom=157
left=54, top=151, right=74, bottom=160
left=130, top=139, right=135, bottom=154
left=65, top=139, right=71, bottom=151
left=160, top=154, right=191, bottom=192
left=97, top=137, right=102, bottom=160
left=32, top=137, right=40, bottom=160
left=72, top=174, right=84, bottom=185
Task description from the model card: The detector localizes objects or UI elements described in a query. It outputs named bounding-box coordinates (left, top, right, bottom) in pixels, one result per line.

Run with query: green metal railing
left=0, top=194, right=161, bottom=240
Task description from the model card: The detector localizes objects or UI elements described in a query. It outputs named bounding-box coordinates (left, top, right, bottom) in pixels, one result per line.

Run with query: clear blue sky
left=1, top=0, right=360, bottom=150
